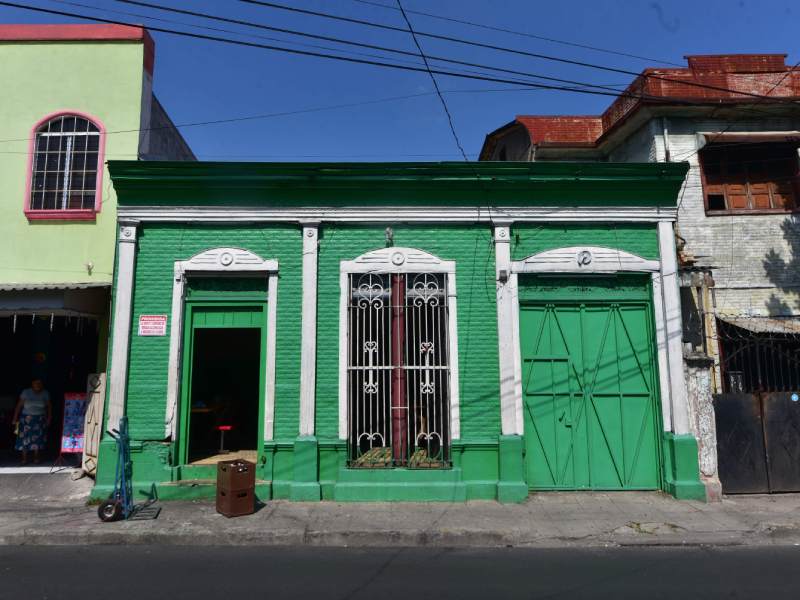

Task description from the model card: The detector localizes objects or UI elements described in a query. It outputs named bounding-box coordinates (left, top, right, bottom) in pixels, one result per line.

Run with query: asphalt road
left=1, top=545, right=799, bottom=599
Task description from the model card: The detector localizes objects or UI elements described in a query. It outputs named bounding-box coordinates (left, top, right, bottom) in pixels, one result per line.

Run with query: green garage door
left=520, top=276, right=661, bottom=490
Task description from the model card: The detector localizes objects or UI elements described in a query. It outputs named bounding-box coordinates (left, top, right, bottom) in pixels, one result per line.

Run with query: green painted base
left=291, top=435, right=321, bottom=501
left=92, top=480, right=273, bottom=502
left=290, top=481, right=322, bottom=501
left=661, top=432, right=706, bottom=501
left=497, top=435, right=527, bottom=503
left=334, top=467, right=467, bottom=501
left=497, top=481, right=528, bottom=503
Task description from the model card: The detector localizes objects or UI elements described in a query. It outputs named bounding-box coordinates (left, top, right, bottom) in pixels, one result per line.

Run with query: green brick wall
left=315, top=224, right=500, bottom=442
left=512, top=223, right=659, bottom=261
left=125, top=223, right=302, bottom=441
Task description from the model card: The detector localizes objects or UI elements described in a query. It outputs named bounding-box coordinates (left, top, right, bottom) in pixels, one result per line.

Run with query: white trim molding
left=494, top=225, right=523, bottom=435
left=164, top=247, right=279, bottom=441
left=506, top=241, right=683, bottom=438
left=106, top=222, right=138, bottom=433
left=658, top=221, right=690, bottom=434
left=338, top=247, right=460, bottom=440
left=119, top=205, right=678, bottom=224
left=299, top=223, right=319, bottom=437
left=513, top=246, right=660, bottom=274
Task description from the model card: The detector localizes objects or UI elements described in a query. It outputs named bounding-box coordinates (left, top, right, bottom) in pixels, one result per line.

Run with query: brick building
left=95, top=161, right=704, bottom=502
left=480, top=54, right=800, bottom=498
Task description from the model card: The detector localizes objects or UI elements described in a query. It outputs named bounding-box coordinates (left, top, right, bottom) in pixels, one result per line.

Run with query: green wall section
left=123, top=224, right=302, bottom=442
left=94, top=217, right=704, bottom=503
left=512, top=223, right=660, bottom=261
left=315, top=224, right=501, bottom=440
left=0, top=41, right=146, bottom=285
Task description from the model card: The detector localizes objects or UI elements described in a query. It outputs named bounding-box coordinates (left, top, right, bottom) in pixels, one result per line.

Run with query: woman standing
left=12, top=379, right=52, bottom=465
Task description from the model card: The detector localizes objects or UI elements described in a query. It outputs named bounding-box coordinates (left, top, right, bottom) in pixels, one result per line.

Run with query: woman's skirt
left=15, top=413, right=47, bottom=451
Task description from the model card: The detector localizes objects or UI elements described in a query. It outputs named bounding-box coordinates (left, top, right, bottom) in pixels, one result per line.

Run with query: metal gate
left=520, top=297, right=661, bottom=490
left=714, top=319, right=800, bottom=493
left=714, top=393, right=800, bottom=493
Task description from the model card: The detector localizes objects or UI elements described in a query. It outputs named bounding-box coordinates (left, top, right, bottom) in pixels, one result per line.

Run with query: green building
left=97, top=161, right=705, bottom=502
left=0, top=24, right=192, bottom=469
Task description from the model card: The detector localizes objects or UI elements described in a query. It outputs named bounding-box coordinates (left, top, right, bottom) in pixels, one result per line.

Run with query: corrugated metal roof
left=0, top=283, right=110, bottom=291
left=718, top=315, right=800, bottom=335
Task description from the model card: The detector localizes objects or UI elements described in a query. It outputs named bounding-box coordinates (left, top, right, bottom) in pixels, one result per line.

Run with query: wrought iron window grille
left=347, top=272, right=452, bottom=469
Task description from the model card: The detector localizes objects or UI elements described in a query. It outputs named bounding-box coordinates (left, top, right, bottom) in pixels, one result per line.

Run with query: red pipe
left=391, top=273, right=407, bottom=464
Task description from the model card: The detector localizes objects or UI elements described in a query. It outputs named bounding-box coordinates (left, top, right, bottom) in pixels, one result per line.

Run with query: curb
left=3, top=527, right=799, bottom=549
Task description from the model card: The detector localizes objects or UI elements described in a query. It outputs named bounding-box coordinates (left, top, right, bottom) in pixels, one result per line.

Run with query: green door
left=520, top=276, right=661, bottom=490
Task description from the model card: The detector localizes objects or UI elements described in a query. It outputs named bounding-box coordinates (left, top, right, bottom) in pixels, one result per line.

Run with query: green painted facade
left=97, top=161, right=703, bottom=503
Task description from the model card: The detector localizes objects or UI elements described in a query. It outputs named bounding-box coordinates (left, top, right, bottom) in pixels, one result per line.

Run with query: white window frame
left=164, top=247, right=279, bottom=442
left=338, top=247, right=460, bottom=441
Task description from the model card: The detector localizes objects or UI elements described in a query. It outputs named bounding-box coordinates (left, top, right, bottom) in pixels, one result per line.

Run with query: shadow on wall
left=763, top=215, right=800, bottom=316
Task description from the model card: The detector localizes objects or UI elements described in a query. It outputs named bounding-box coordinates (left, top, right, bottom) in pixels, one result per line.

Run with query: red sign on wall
left=138, top=315, right=168, bottom=336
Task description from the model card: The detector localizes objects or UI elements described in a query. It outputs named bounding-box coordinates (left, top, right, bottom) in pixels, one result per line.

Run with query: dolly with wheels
left=97, top=416, right=133, bottom=522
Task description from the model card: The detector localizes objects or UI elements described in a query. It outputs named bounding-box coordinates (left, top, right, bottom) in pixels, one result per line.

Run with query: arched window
left=27, top=113, right=104, bottom=218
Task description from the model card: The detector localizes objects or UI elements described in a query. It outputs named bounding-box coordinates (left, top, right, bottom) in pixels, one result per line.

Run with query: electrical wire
left=0, top=1, right=689, bottom=104
left=395, top=0, right=469, bottom=163
left=238, top=0, right=800, bottom=104
left=111, top=0, right=630, bottom=95
left=350, top=0, right=684, bottom=67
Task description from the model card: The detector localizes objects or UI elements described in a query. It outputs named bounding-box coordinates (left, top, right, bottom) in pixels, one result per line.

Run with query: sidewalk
left=2, top=473, right=800, bottom=548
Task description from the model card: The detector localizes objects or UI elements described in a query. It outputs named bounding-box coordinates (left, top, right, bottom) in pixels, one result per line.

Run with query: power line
left=239, top=0, right=799, bottom=104
left=0, top=1, right=701, bottom=106
left=350, top=0, right=684, bottom=67
left=395, top=0, right=469, bottom=162
left=111, top=0, right=630, bottom=95
left=1, top=0, right=789, bottom=130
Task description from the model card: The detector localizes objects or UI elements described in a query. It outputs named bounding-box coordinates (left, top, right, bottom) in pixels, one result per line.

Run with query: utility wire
left=395, top=0, right=468, bottom=162
left=0, top=1, right=702, bottom=104
left=351, top=0, right=683, bottom=67
left=1, top=0, right=788, bottom=131
left=238, top=0, right=798, bottom=104
left=112, top=0, right=629, bottom=95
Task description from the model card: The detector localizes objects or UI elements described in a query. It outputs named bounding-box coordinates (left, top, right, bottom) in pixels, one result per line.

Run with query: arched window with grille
left=338, top=248, right=461, bottom=469
left=25, top=112, right=105, bottom=219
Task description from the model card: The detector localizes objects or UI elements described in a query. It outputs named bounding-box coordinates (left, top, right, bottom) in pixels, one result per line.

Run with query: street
left=1, top=545, right=799, bottom=599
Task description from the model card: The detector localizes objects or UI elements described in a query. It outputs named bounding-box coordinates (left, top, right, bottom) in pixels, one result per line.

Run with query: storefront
left=0, top=284, right=108, bottom=467
left=95, top=161, right=704, bottom=502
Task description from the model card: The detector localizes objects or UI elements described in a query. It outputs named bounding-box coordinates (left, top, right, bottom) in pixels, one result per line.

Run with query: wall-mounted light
left=385, top=226, right=394, bottom=246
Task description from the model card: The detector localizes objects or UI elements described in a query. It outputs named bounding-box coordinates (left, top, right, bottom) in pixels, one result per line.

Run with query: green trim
left=497, top=435, right=528, bottom=503
left=178, top=301, right=269, bottom=466
left=661, top=432, right=705, bottom=501
left=108, top=161, right=688, bottom=208
left=290, top=436, right=321, bottom=501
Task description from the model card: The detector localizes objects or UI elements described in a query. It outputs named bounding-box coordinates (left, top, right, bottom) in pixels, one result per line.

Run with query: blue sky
left=3, top=0, right=799, bottom=161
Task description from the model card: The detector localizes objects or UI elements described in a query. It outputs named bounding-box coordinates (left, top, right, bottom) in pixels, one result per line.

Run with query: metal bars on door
left=347, top=272, right=451, bottom=468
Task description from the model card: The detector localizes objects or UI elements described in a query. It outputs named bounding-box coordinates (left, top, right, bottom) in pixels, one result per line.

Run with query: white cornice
left=118, top=206, right=677, bottom=223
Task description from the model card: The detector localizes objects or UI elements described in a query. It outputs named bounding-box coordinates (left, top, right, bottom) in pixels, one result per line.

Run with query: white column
left=106, top=222, right=138, bottom=433
left=299, top=222, right=319, bottom=436
left=658, top=220, right=690, bottom=435
left=494, top=224, right=521, bottom=435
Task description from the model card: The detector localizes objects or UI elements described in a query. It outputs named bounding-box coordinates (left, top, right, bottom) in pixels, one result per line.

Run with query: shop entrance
left=0, top=315, right=99, bottom=468
left=180, top=305, right=265, bottom=465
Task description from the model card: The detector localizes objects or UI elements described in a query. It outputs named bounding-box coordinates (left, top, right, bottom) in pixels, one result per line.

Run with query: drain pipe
left=661, top=117, right=671, bottom=163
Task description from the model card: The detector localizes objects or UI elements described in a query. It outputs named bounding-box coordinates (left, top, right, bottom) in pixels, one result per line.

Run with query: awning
left=703, top=132, right=800, bottom=144
left=718, top=315, right=800, bottom=335
left=0, top=283, right=110, bottom=316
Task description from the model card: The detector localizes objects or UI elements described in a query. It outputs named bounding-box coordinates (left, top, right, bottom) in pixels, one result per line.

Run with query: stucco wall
left=0, top=41, right=148, bottom=286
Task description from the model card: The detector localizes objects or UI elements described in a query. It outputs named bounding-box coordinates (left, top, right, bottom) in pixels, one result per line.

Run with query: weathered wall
left=140, top=95, right=195, bottom=161
left=0, top=41, right=146, bottom=285
left=611, top=116, right=800, bottom=318
left=490, top=126, right=532, bottom=161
